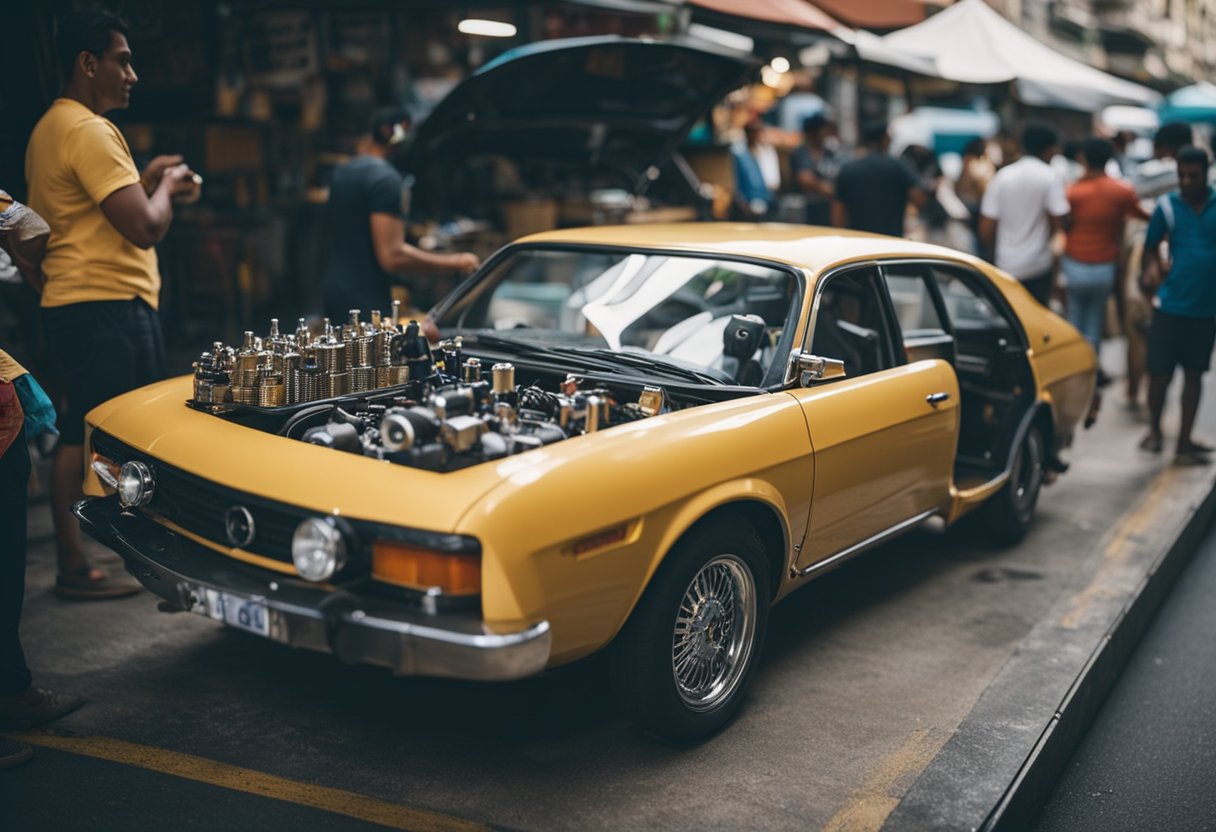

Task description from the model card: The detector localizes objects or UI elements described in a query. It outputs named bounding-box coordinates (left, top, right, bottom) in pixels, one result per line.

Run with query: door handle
left=926, top=392, right=950, bottom=406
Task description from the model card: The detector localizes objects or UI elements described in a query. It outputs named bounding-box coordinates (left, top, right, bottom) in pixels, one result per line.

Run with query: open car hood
left=401, top=36, right=757, bottom=215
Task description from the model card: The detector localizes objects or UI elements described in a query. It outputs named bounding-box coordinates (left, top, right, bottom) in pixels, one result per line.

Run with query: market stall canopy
left=1099, top=105, right=1159, bottom=136
left=687, top=0, right=842, bottom=31
left=401, top=36, right=758, bottom=218
left=863, top=0, right=1161, bottom=112
left=1157, top=82, right=1216, bottom=125
left=807, top=0, right=926, bottom=31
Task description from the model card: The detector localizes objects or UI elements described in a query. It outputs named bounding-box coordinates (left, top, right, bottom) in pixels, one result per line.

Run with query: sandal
left=0, top=686, right=84, bottom=730
left=1180, top=439, right=1214, bottom=454
left=1174, top=450, right=1212, bottom=467
left=1138, top=433, right=1164, bottom=454
left=53, top=567, right=142, bottom=601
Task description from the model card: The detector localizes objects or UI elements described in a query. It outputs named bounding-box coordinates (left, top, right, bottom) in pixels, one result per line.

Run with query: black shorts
left=1146, top=308, right=1216, bottom=377
left=42, top=298, right=166, bottom=445
left=1020, top=270, right=1053, bottom=306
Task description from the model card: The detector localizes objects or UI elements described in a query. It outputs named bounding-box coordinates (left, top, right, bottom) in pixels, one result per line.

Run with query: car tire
left=982, top=424, right=1045, bottom=545
left=609, top=518, right=770, bottom=741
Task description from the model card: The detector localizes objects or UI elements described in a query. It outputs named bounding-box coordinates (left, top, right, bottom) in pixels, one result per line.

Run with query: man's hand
left=1051, top=280, right=1068, bottom=312
left=1139, top=258, right=1165, bottom=299
left=450, top=252, right=480, bottom=273
left=171, top=170, right=203, bottom=205
left=160, top=163, right=194, bottom=196
left=102, top=163, right=193, bottom=249
left=140, top=155, right=184, bottom=195
left=422, top=316, right=441, bottom=343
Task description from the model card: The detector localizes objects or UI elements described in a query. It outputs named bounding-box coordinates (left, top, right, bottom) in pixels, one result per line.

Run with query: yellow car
left=76, top=224, right=1095, bottom=739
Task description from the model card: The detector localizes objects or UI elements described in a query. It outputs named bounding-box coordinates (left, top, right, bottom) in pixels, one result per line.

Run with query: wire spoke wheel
left=1011, top=427, right=1044, bottom=517
left=982, top=424, right=1046, bottom=545
left=670, top=554, right=757, bottom=712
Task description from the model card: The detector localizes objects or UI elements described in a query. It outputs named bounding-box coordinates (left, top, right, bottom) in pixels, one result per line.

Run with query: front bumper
left=74, top=496, right=551, bottom=681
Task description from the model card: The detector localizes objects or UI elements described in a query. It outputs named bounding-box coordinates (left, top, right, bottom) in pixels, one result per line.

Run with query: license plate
left=202, top=588, right=269, bottom=637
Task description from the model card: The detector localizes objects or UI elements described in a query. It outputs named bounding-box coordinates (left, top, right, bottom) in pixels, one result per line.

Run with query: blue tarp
left=1158, top=83, right=1216, bottom=125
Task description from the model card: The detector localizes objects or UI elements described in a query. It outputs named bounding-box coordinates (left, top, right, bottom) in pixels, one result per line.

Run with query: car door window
left=882, top=262, right=957, bottom=366
left=929, top=265, right=1015, bottom=335
left=928, top=262, right=1026, bottom=377
left=808, top=267, right=896, bottom=378
left=883, top=263, right=948, bottom=335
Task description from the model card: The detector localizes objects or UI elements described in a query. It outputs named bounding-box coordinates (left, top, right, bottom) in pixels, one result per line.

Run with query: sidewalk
left=884, top=339, right=1216, bottom=831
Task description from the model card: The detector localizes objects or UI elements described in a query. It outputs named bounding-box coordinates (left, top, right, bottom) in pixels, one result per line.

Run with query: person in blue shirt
left=731, top=119, right=774, bottom=219
left=1140, top=146, right=1216, bottom=464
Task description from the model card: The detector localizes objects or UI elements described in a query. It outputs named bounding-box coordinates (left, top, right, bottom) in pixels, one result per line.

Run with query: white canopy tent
left=855, top=0, right=1161, bottom=112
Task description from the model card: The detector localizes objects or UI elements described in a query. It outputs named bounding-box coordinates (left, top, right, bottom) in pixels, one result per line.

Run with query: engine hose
left=279, top=404, right=338, bottom=439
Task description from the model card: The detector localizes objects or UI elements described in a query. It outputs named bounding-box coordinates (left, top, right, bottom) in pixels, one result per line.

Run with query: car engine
left=189, top=308, right=670, bottom=472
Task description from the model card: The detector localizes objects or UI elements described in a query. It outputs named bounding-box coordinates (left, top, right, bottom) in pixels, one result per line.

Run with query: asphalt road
left=3, top=345, right=1215, bottom=831
left=1033, top=514, right=1216, bottom=832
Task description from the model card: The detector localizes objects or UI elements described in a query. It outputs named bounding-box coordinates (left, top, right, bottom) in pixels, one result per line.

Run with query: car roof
left=516, top=223, right=988, bottom=273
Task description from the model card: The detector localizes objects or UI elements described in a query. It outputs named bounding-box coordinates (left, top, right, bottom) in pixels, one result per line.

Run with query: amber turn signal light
left=372, top=542, right=481, bottom=595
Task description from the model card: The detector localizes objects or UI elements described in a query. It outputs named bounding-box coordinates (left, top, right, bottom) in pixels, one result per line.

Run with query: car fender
left=457, top=393, right=814, bottom=665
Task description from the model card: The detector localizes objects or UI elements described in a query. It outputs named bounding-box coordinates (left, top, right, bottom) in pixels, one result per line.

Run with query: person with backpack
left=1140, top=146, right=1216, bottom=464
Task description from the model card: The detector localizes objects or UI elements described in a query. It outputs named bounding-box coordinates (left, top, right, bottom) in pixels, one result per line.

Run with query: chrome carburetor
left=295, top=363, right=660, bottom=473
left=191, top=302, right=415, bottom=408
left=192, top=312, right=669, bottom=472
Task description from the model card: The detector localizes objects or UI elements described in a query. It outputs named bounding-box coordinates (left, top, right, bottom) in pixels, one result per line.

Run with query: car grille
left=91, top=430, right=307, bottom=564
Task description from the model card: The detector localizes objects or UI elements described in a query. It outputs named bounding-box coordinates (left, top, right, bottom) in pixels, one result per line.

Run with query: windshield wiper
left=552, top=346, right=724, bottom=385
left=459, top=333, right=723, bottom=385
left=459, top=332, right=624, bottom=374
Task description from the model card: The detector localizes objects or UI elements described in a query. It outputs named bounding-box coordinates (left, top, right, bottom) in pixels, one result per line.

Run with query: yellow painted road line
left=820, top=728, right=949, bottom=832
left=1059, top=466, right=1177, bottom=630
left=12, top=731, right=489, bottom=832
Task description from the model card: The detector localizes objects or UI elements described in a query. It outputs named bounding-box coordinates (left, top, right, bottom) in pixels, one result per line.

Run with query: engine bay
left=188, top=310, right=681, bottom=473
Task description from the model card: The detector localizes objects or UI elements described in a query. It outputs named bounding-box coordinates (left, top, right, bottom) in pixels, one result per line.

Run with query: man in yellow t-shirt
left=26, top=9, right=199, bottom=600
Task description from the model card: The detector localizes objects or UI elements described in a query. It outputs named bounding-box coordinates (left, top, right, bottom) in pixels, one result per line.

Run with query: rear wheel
left=610, top=518, right=770, bottom=741
left=982, top=425, right=1045, bottom=545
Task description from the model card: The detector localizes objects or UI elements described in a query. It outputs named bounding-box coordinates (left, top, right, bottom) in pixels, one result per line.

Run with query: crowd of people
left=731, top=111, right=1216, bottom=463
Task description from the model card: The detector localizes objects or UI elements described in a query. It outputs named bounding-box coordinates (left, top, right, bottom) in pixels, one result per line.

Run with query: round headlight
left=291, top=517, right=347, bottom=582
left=117, top=461, right=155, bottom=508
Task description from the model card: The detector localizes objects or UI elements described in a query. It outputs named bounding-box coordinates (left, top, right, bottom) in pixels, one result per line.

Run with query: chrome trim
left=794, top=509, right=936, bottom=578
left=91, top=459, right=118, bottom=489
left=74, top=496, right=551, bottom=681
left=672, top=553, right=757, bottom=712
left=224, top=505, right=257, bottom=549
left=118, top=460, right=155, bottom=508
left=784, top=259, right=881, bottom=386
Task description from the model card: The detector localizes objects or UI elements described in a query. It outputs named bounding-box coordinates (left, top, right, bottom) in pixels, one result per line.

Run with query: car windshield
left=436, top=248, right=800, bottom=384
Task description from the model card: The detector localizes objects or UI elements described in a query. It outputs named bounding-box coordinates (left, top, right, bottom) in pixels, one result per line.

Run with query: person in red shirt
left=1062, top=137, right=1148, bottom=383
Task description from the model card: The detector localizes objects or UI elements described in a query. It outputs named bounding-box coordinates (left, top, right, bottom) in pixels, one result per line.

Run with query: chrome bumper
left=74, top=496, right=550, bottom=681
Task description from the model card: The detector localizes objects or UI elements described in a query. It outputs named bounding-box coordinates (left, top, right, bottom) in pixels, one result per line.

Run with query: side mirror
left=787, top=350, right=847, bottom=387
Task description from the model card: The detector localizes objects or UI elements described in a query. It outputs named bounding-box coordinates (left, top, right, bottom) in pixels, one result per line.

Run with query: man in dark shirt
left=790, top=113, right=840, bottom=227
left=323, top=108, right=478, bottom=325
left=832, top=120, right=927, bottom=238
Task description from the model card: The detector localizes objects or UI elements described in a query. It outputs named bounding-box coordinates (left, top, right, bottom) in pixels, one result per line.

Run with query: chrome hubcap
left=672, top=555, right=756, bottom=712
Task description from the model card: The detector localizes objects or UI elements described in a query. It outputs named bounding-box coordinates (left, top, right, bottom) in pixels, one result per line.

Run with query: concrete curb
left=882, top=464, right=1216, bottom=832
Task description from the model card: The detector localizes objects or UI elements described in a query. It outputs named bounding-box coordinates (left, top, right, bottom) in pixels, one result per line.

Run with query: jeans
left=1061, top=256, right=1116, bottom=352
